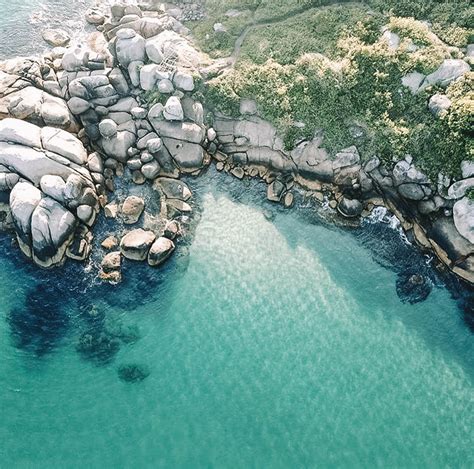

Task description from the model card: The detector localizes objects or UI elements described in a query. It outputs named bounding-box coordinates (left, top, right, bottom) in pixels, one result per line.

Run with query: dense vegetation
left=191, top=0, right=473, bottom=178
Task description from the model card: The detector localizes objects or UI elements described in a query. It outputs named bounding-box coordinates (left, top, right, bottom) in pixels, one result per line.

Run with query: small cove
left=1, top=170, right=473, bottom=468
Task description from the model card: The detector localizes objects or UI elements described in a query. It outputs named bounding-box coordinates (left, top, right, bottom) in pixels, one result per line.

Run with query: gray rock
left=64, top=174, right=84, bottom=202
left=42, top=29, right=70, bottom=47
left=0, top=172, right=20, bottom=191
left=402, top=72, right=425, bottom=94
left=421, top=59, right=470, bottom=89
left=68, top=97, right=91, bottom=115
left=461, top=161, right=474, bottom=179
left=0, top=118, right=42, bottom=148
left=146, top=138, right=163, bottom=154
left=30, top=196, right=77, bottom=267
left=154, top=177, right=192, bottom=201
left=0, top=142, right=76, bottom=186
left=128, top=60, right=143, bottom=88
left=173, top=71, right=194, bottom=92
left=10, top=182, right=42, bottom=246
left=77, top=204, right=94, bottom=225
left=87, top=153, right=103, bottom=173
left=337, top=197, right=363, bottom=218
left=418, top=196, right=445, bottom=215
left=108, top=112, right=133, bottom=125
left=137, top=132, right=159, bottom=150
left=157, top=79, right=174, bottom=94
left=120, top=229, right=156, bottom=261
left=267, top=180, right=285, bottom=202
left=392, top=161, right=429, bottom=186
left=453, top=197, right=474, bottom=244
left=207, top=128, right=217, bottom=142
left=429, top=94, right=452, bottom=116
left=108, top=97, right=139, bottom=113
left=62, top=45, right=88, bottom=72
left=333, top=146, right=360, bottom=170
left=148, top=103, right=164, bottom=120
left=150, top=121, right=204, bottom=143
left=145, top=37, right=164, bottom=64
left=141, top=160, right=160, bottom=179
left=101, top=131, right=136, bottom=162
left=40, top=175, right=66, bottom=203
left=127, top=158, right=143, bottom=170
left=140, top=151, right=154, bottom=164
left=364, top=157, right=380, bottom=173
left=381, top=30, right=400, bottom=50
left=163, top=96, right=184, bottom=121
left=121, top=196, right=145, bottom=224
left=132, top=170, right=146, bottom=185
left=447, top=178, right=474, bottom=200
left=99, top=119, right=118, bottom=139
left=116, top=29, right=146, bottom=67
left=41, top=127, right=88, bottom=165
left=398, top=183, right=427, bottom=200
left=131, top=107, right=147, bottom=119
left=148, top=237, right=175, bottom=266
left=162, top=137, right=204, bottom=172
left=140, top=64, right=158, bottom=90
left=109, top=68, right=130, bottom=96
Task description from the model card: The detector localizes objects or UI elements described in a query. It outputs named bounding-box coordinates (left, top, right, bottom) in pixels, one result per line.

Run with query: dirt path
left=228, top=1, right=363, bottom=67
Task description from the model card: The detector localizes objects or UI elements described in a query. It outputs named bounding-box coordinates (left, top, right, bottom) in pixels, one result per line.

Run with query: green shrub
left=203, top=2, right=472, bottom=179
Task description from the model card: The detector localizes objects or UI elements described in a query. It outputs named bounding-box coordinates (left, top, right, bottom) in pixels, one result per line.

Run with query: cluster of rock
left=0, top=1, right=210, bottom=277
left=0, top=0, right=472, bottom=287
left=98, top=176, right=189, bottom=283
left=209, top=96, right=474, bottom=283
left=0, top=118, right=98, bottom=267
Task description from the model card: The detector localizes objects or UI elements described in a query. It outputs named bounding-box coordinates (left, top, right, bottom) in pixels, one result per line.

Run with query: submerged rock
left=76, top=330, right=120, bottom=365
left=117, top=363, right=150, bottom=383
left=396, top=273, right=432, bottom=304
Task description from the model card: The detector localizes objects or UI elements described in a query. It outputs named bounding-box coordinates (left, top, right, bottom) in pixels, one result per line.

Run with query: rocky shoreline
left=0, top=0, right=472, bottom=286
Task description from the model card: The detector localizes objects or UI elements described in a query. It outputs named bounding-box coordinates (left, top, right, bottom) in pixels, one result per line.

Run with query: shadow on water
left=186, top=168, right=474, bottom=376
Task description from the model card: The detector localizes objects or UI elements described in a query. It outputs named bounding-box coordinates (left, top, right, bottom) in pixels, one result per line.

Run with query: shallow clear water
left=1, top=172, right=474, bottom=468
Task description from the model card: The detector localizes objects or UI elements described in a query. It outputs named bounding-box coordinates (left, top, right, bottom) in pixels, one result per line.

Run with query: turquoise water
left=1, top=172, right=474, bottom=468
